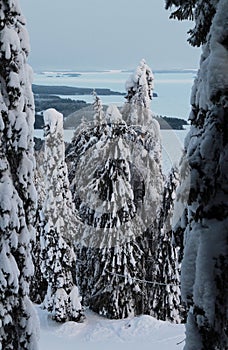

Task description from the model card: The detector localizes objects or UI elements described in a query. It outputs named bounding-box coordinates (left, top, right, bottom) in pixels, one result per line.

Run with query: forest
left=0, top=1, right=227, bottom=350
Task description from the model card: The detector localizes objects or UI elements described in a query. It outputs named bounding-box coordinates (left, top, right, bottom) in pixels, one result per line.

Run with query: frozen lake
left=33, top=70, right=196, bottom=121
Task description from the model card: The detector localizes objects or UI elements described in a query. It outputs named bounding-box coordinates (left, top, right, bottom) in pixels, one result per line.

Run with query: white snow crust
left=37, top=306, right=185, bottom=350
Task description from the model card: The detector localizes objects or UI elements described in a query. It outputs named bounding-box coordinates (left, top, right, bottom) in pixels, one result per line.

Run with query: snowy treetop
left=125, top=59, right=154, bottom=109
left=44, top=108, right=64, bottom=135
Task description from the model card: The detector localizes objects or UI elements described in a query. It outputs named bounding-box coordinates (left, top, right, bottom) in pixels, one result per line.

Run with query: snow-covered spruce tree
left=40, top=108, right=84, bottom=323
left=72, top=105, right=145, bottom=318
left=123, top=59, right=163, bottom=225
left=30, top=147, right=47, bottom=304
left=122, top=60, right=163, bottom=314
left=124, top=58, right=154, bottom=108
left=166, top=0, right=228, bottom=348
left=0, top=1, right=39, bottom=348
left=148, top=167, right=184, bottom=323
left=93, top=90, right=106, bottom=125
left=65, top=96, right=108, bottom=303
left=66, top=94, right=107, bottom=183
left=123, top=58, right=154, bottom=126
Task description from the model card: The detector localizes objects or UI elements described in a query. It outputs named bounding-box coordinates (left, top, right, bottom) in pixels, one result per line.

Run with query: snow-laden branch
left=106, top=270, right=181, bottom=287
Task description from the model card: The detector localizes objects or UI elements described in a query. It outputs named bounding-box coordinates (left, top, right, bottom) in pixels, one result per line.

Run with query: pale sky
left=20, top=0, right=201, bottom=71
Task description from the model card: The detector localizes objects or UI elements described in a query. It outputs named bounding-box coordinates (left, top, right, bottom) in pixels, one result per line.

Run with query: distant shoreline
left=34, top=69, right=197, bottom=74
left=32, top=84, right=125, bottom=96
left=33, top=85, right=187, bottom=130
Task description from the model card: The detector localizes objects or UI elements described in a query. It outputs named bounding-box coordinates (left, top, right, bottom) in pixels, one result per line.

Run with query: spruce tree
left=68, top=64, right=164, bottom=319
left=93, top=90, right=106, bottom=125
left=149, top=168, right=183, bottom=323
left=65, top=97, right=109, bottom=304
left=166, top=0, right=228, bottom=348
left=123, top=59, right=163, bottom=226
left=0, top=1, right=39, bottom=348
left=30, top=147, right=47, bottom=304
left=123, top=60, right=164, bottom=316
left=40, top=108, right=84, bottom=323
left=123, top=58, right=155, bottom=126
left=66, top=99, right=107, bottom=184
left=71, top=105, right=145, bottom=318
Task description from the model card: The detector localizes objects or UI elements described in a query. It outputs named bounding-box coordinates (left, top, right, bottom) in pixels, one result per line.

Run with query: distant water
left=33, top=70, right=196, bottom=121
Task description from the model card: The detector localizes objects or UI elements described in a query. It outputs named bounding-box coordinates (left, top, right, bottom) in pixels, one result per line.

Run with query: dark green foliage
left=89, top=243, right=144, bottom=319
left=145, top=168, right=185, bottom=323
left=30, top=209, right=47, bottom=304
left=154, top=115, right=188, bottom=129
left=165, top=0, right=217, bottom=46
left=34, top=94, right=88, bottom=119
left=165, top=0, right=228, bottom=347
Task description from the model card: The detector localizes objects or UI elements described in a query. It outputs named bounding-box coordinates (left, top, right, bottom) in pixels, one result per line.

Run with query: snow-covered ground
left=37, top=306, right=185, bottom=350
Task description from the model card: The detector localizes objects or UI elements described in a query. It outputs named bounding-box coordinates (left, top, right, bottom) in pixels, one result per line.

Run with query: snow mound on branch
left=43, top=108, right=63, bottom=134
left=106, top=104, right=125, bottom=124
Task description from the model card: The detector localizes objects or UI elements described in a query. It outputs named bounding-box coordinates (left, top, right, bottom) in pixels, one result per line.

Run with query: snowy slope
left=37, top=306, right=185, bottom=350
